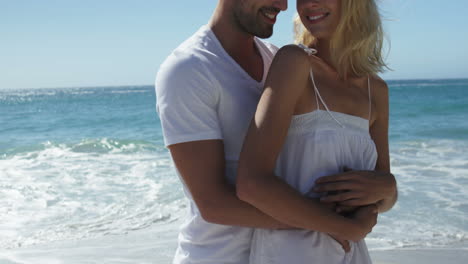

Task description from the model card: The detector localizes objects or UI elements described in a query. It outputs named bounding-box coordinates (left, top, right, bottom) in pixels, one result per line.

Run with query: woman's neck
left=315, top=39, right=334, bottom=69
left=315, top=39, right=365, bottom=80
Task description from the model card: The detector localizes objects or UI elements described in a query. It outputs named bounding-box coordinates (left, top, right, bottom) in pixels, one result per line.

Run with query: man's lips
left=260, top=8, right=280, bottom=24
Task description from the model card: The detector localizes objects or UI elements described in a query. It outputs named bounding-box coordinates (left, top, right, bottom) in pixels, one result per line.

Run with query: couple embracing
left=156, top=0, right=398, bottom=263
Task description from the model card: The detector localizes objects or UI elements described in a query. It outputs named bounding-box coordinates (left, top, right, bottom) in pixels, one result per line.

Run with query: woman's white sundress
left=249, top=45, right=377, bottom=264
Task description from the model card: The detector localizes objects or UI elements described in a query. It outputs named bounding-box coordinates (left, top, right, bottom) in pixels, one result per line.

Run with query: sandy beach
left=2, top=220, right=467, bottom=264
left=370, top=248, right=468, bottom=264
left=0, top=222, right=178, bottom=264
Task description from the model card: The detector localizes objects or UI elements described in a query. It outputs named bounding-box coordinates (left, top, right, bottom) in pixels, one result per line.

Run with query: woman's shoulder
left=277, top=44, right=322, bottom=59
left=369, top=75, right=388, bottom=94
left=369, top=75, right=389, bottom=109
left=274, top=44, right=312, bottom=65
left=264, top=45, right=314, bottom=94
left=271, top=44, right=323, bottom=75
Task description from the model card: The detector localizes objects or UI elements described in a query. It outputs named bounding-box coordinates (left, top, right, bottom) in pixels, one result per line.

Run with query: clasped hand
left=313, top=167, right=395, bottom=210
left=312, top=168, right=392, bottom=252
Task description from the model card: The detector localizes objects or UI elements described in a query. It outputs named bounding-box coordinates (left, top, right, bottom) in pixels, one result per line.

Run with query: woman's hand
left=313, top=168, right=396, bottom=210
left=317, top=189, right=359, bottom=215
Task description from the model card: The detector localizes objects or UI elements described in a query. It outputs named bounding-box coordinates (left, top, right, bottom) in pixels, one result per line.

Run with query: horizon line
left=2, top=77, right=468, bottom=91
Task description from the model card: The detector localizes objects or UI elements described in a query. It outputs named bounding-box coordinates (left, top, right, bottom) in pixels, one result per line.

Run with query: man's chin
left=254, top=26, right=274, bottom=39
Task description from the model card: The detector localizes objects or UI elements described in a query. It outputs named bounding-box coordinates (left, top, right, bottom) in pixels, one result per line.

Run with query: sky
left=1, top=0, right=467, bottom=89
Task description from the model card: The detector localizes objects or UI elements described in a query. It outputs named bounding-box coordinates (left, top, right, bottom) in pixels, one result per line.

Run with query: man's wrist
left=375, top=171, right=397, bottom=199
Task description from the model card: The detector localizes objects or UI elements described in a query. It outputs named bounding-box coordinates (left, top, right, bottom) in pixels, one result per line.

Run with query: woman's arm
left=236, top=45, right=376, bottom=241
left=368, top=78, right=398, bottom=212
left=313, top=77, right=398, bottom=213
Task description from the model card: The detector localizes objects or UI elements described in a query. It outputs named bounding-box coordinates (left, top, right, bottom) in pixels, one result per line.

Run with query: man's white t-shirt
left=156, top=25, right=278, bottom=264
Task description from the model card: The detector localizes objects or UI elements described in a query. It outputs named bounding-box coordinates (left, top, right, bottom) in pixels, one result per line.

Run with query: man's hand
left=351, top=204, right=378, bottom=238
left=328, top=204, right=377, bottom=248
left=312, top=168, right=396, bottom=208
left=346, top=204, right=378, bottom=242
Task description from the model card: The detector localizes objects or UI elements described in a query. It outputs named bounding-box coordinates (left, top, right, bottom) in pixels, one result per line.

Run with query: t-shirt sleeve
left=155, top=57, right=222, bottom=147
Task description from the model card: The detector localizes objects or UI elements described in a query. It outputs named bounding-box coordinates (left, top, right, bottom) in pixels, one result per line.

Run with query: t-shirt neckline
left=202, top=25, right=268, bottom=87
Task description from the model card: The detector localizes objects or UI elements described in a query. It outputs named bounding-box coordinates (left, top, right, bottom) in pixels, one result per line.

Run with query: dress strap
left=298, top=43, right=345, bottom=128
left=367, top=75, right=372, bottom=121
left=315, top=85, right=320, bottom=110
left=297, top=44, right=320, bottom=111
left=298, top=44, right=317, bottom=56
left=309, top=68, right=345, bottom=128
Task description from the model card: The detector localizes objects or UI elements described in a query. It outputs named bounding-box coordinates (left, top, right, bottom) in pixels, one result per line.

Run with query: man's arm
left=169, top=139, right=291, bottom=228
left=157, top=52, right=291, bottom=228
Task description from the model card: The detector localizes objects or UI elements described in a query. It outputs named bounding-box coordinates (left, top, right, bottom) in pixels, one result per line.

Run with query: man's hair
left=294, top=0, right=388, bottom=78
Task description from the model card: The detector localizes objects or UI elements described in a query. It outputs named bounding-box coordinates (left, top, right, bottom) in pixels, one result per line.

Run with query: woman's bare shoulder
left=273, top=44, right=312, bottom=66
left=369, top=75, right=389, bottom=108
left=370, top=75, right=388, bottom=91
left=271, top=44, right=326, bottom=79
left=265, top=45, right=313, bottom=91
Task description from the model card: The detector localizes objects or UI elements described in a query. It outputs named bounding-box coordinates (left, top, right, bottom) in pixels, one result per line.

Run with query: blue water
left=1, top=79, right=467, bottom=251
left=388, top=79, right=468, bottom=141
left=1, top=87, right=164, bottom=156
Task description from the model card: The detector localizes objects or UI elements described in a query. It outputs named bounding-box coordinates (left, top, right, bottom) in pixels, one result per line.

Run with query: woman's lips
left=306, top=12, right=330, bottom=24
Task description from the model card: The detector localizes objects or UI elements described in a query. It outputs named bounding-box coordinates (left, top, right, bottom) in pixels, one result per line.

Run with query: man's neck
left=209, top=12, right=258, bottom=61
left=208, top=5, right=264, bottom=82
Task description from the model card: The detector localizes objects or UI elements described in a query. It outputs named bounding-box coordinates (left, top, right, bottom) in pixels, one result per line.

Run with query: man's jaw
left=260, top=7, right=280, bottom=24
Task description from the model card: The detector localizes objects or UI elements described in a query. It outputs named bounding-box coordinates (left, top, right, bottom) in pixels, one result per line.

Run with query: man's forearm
left=237, top=174, right=372, bottom=241
left=168, top=141, right=291, bottom=229
left=377, top=187, right=398, bottom=213
left=375, top=171, right=398, bottom=213
left=199, top=182, right=292, bottom=229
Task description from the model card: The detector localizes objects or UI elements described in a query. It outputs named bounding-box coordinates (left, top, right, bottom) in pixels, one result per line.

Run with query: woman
left=236, top=0, right=396, bottom=263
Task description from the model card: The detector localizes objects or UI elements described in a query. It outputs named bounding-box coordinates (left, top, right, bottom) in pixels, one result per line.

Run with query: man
left=156, top=0, right=397, bottom=263
left=156, top=1, right=289, bottom=263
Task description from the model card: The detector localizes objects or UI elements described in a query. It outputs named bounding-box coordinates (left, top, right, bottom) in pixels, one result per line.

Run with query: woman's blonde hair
left=294, top=0, right=388, bottom=78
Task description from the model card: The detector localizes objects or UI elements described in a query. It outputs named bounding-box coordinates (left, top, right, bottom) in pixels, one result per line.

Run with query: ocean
left=0, top=79, right=467, bottom=262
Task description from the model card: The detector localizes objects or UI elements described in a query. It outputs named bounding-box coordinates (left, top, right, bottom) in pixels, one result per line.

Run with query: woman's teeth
left=307, top=13, right=327, bottom=21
